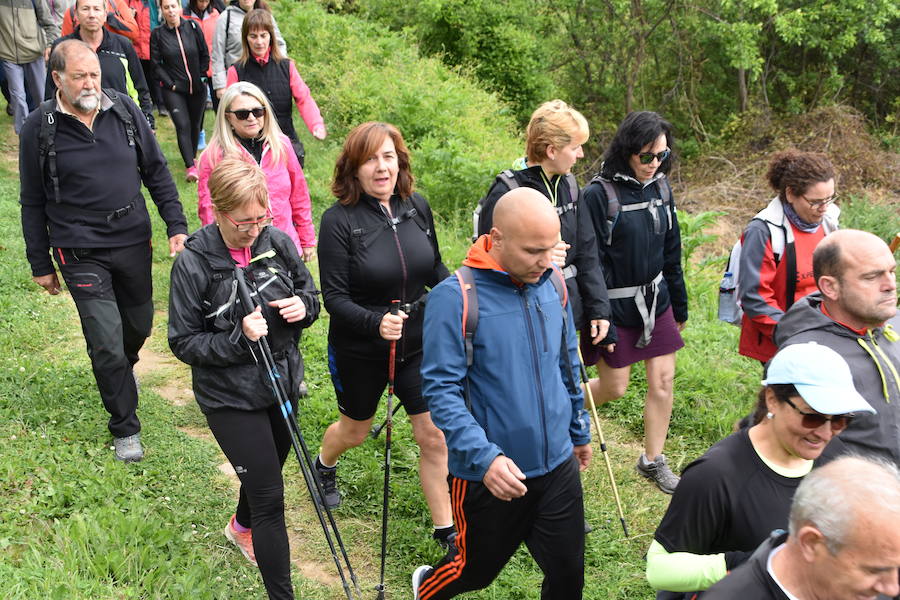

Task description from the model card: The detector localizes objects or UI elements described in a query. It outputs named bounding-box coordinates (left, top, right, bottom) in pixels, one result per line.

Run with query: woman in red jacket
left=185, top=0, right=220, bottom=110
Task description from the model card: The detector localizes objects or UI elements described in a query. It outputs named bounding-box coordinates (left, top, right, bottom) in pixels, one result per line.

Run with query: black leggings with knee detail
left=160, top=86, right=206, bottom=168
left=206, top=404, right=294, bottom=600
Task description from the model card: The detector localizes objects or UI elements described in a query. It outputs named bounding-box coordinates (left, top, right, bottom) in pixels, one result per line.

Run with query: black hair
left=813, top=236, right=844, bottom=283
left=752, top=384, right=800, bottom=425
left=600, top=111, right=675, bottom=179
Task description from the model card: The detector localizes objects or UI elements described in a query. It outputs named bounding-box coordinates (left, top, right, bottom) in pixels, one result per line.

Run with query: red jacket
left=122, top=0, right=151, bottom=60
left=62, top=0, right=139, bottom=46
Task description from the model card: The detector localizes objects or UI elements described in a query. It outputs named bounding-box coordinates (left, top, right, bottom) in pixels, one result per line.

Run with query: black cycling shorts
left=327, top=344, right=427, bottom=421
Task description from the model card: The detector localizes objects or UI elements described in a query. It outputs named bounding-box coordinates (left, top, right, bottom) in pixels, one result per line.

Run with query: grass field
left=0, top=104, right=897, bottom=600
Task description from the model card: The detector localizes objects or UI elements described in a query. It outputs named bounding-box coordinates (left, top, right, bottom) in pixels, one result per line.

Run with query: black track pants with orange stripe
left=417, top=454, right=585, bottom=600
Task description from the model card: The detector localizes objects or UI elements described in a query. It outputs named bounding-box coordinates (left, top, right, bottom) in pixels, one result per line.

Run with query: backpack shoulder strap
left=498, top=169, right=518, bottom=191
left=455, top=265, right=478, bottom=369
left=104, top=89, right=139, bottom=152
left=564, top=173, right=578, bottom=208
left=548, top=264, right=568, bottom=310
left=38, top=98, right=60, bottom=203
left=589, top=176, right=620, bottom=245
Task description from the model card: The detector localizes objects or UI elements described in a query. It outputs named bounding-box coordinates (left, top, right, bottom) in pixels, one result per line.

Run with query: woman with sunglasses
left=314, top=122, right=456, bottom=552
left=197, top=81, right=317, bottom=262
left=645, top=342, right=874, bottom=599
left=581, top=110, right=687, bottom=494
left=169, top=157, right=319, bottom=600
left=737, top=150, right=839, bottom=364
left=151, top=0, right=210, bottom=182
left=225, top=8, right=326, bottom=168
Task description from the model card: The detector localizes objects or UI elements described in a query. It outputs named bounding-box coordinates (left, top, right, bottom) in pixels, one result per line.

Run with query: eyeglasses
left=636, top=148, right=671, bottom=165
left=782, top=397, right=854, bottom=432
left=221, top=209, right=273, bottom=232
left=801, top=193, right=839, bottom=209
left=226, top=107, right=266, bottom=120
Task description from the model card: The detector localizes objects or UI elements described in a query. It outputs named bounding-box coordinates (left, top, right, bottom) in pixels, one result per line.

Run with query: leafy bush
left=272, top=0, right=523, bottom=218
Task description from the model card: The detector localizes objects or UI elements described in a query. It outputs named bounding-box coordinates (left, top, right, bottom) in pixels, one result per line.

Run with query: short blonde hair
left=525, top=100, right=589, bottom=164
left=200, top=81, right=286, bottom=169
left=208, top=157, right=269, bottom=214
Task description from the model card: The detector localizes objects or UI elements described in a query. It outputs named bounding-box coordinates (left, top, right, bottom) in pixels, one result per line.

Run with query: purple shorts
left=581, top=305, right=684, bottom=368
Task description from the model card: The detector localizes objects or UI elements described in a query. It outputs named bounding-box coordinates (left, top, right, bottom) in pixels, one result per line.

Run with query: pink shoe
left=224, top=515, right=257, bottom=566
left=185, top=166, right=199, bottom=183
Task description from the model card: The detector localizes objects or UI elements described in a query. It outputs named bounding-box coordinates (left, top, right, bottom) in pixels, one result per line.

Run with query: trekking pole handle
left=390, top=299, right=400, bottom=316
left=234, top=266, right=257, bottom=316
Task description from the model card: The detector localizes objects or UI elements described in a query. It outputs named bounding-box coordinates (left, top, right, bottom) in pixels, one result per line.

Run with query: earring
left=766, top=412, right=774, bottom=420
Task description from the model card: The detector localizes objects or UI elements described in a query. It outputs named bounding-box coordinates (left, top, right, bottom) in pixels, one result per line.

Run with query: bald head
left=489, top=188, right=560, bottom=283
left=48, top=39, right=98, bottom=75
left=814, top=229, right=890, bottom=282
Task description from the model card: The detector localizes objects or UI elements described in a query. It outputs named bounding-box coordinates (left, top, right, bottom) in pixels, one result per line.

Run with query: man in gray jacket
left=0, top=0, right=60, bottom=133
left=774, top=229, right=900, bottom=465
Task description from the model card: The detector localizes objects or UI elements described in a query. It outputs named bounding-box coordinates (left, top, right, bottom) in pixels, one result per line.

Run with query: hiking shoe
left=412, top=565, right=433, bottom=600
left=636, top=454, right=680, bottom=494
left=432, top=526, right=457, bottom=554
left=314, top=460, right=341, bottom=508
left=584, top=519, right=593, bottom=535
left=185, top=166, right=199, bottom=183
left=113, top=433, right=143, bottom=462
left=224, top=514, right=257, bottom=567
left=298, top=380, right=309, bottom=398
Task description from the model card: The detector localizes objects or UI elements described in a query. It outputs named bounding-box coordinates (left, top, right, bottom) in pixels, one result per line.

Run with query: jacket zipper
left=520, top=288, right=549, bottom=471
left=383, top=201, right=408, bottom=362
left=534, top=300, right=549, bottom=353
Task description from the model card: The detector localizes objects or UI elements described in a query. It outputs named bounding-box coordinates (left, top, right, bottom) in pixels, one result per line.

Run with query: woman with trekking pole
left=151, top=0, right=210, bottom=182
left=645, top=342, right=873, bottom=598
left=224, top=8, right=326, bottom=168
left=581, top=111, right=688, bottom=495
left=315, top=122, right=456, bottom=558
left=168, top=158, right=320, bottom=600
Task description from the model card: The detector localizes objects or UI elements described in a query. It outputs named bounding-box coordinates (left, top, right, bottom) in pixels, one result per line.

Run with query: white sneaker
left=412, top=565, right=432, bottom=600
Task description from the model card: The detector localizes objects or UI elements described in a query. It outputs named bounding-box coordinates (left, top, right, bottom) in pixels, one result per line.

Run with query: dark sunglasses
left=783, top=397, right=854, bottom=432
left=636, top=148, right=671, bottom=165
left=226, top=107, right=266, bottom=120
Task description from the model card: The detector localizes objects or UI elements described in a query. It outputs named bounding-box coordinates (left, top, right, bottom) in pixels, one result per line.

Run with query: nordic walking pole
left=370, top=403, right=402, bottom=439
left=577, top=347, right=629, bottom=537
left=375, top=300, right=400, bottom=600
left=234, top=267, right=361, bottom=599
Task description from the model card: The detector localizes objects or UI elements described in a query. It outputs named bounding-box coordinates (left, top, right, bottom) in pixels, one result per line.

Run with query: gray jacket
left=0, top=0, right=60, bottom=64
left=775, top=292, right=900, bottom=465
left=210, top=3, right=286, bottom=90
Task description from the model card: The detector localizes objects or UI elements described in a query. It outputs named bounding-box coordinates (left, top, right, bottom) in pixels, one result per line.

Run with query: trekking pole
left=369, top=403, right=402, bottom=439
left=234, top=266, right=361, bottom=599
left=374, top=300, right=400, bottom=599
left=577, top=347, right=630, bottom=537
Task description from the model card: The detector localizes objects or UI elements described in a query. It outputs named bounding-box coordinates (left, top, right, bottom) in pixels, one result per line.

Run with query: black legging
left=206, top=404, right=294, bottom=600
left=140, top=59, right=163, bottom=111
left=160, top=86, right=206, bottom=168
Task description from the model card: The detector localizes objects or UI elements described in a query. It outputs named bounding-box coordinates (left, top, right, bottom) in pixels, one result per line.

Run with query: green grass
left=2, top=87, right=899, bottom=600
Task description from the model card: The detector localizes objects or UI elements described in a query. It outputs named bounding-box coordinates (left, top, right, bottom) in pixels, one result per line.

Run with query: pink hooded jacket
left=197, top=134, right=316, bottom=252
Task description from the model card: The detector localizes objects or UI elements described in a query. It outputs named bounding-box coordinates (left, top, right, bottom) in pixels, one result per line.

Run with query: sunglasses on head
left=226, top=107, right=266, bottom=120
left=783, top=396, right=854, bottom=432
left=636, top=148, right=671, bottom=165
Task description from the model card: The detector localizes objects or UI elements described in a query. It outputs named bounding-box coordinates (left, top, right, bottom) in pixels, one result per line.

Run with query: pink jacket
left=197, top=134, right=316, bottom=251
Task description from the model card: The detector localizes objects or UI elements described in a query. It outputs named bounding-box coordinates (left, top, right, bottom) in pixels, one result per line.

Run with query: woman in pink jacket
left=225, top=8, right=325, bottom=167
left=197, top=81, right=316, bottom=261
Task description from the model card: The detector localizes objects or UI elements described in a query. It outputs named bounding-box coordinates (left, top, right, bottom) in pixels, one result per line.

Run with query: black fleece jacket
left=150, top=17, right=209, bottom=95
left=168, top=224, right=319, bottom=414
left=19, top=90, right=187, bottom=277
left=318, top=192, right=449, bottom=361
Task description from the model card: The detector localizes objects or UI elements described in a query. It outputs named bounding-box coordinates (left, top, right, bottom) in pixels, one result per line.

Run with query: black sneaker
left=636, top=453, right=680, bottom=494
left=314, top=459, right=341, bottom=508
left=432, top=526, right=457, bottom=554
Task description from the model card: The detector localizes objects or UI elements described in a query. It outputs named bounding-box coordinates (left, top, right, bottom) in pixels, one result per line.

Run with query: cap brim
left=794, top=383, right=877, bottom=415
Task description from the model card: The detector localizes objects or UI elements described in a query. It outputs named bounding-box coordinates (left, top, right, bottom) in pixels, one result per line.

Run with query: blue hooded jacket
left=422, top=236, right=591, bottom=481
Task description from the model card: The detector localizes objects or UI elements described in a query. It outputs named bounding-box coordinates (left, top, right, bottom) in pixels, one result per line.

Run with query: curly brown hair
left=767, top=150, right=835, bottom=202
left=331, top=122, right=414, bottom=206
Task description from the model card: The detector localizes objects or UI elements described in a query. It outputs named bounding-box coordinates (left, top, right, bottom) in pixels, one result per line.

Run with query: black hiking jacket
left=168, top=224, right=319, bottom=414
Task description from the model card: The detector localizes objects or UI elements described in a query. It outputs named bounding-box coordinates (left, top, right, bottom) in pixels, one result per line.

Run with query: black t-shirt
left=654, top=428, right=802, bottom=559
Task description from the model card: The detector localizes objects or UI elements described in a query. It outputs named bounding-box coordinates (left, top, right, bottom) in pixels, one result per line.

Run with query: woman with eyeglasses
left=645, top=342, right=874, bottom=599
left=580, top=110, right=687, bottom=494
left=197, top=81, right=317, bottom=262
left=225, top=8, right=326, bottom=168
left=151, top=0, right=210, bottom=182
left=314, top=122, right=456, bottom=552
left=737, top=150, right=839, bottom=364
left=169, top=157, right=319, bottom=600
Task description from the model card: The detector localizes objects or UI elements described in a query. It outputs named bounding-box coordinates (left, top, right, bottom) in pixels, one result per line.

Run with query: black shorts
left=327, top=344, right=427, bottom=421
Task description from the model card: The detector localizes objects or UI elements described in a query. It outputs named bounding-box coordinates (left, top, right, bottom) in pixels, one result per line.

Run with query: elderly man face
left=52, top=45, right=103, bottom=114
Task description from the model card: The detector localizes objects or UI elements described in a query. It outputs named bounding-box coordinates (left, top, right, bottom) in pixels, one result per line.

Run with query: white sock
left=318, top=453, right=337, bottom=469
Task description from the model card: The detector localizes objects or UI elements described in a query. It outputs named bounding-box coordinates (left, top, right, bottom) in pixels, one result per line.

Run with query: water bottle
left=717, top=272, right=739, bottom=323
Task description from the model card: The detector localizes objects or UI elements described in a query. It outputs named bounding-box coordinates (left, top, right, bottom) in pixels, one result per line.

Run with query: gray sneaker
left=114, top=433, right=144, bottom=462
left=412, top=565, right=433, bottom=600
left=636, top=453, right=679, bottom=494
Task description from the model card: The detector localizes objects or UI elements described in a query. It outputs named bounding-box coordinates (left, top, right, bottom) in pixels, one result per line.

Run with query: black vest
left=233, top=58, right=296, bottom=140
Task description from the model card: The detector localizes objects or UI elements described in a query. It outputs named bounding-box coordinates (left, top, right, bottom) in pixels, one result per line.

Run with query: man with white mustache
left=18, top=39, right=188, bottom=463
